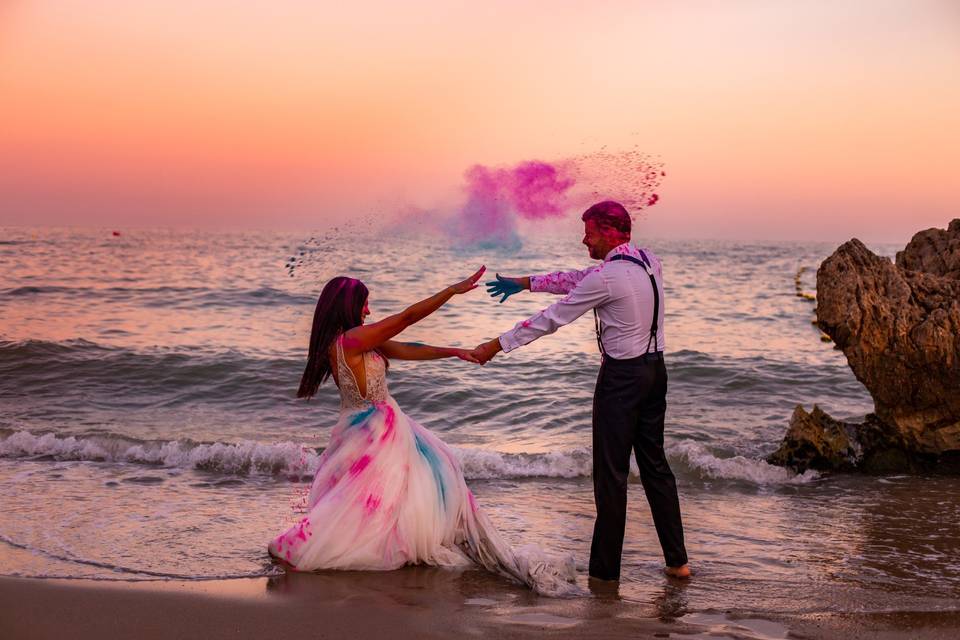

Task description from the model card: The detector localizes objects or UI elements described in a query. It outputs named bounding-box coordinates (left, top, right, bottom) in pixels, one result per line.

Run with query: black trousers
left=589, top=353, right=688, bottom=580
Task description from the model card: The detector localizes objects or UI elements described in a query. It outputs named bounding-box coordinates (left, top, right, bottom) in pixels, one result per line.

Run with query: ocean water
left=2, top=227, right=958, bottom=617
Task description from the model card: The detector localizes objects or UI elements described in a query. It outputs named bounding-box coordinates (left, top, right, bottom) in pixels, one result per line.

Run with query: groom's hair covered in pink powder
left=298, top=276, right=370, bottom=399
left=581, top=201, right=631, bottom=235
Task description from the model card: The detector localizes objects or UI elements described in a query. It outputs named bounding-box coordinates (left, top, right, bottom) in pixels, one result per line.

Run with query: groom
left=471, top=200, right=690, bottom=581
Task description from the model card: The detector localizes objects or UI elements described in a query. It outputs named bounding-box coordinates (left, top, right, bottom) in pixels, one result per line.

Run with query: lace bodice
left=335, top=335, right=389, bottom=410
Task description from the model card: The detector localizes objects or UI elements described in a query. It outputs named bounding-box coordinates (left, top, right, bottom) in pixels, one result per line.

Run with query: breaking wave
left=0, top=429, right=817, bottom=485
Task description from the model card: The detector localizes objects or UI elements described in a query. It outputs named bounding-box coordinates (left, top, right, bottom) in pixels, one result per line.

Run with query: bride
left=268, top=267, right=576, bottom=595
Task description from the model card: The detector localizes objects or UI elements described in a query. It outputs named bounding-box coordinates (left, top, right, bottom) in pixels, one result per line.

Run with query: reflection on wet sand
left=265, top=565, right=698, bottom=633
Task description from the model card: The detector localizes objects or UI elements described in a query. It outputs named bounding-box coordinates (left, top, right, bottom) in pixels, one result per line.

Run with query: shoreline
left=3, top=570, right=960, bottom=640
left=0, top=569, right=690, bottom=640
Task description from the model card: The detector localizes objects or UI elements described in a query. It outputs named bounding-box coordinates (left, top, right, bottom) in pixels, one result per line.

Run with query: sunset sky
left=1, top=0, right=958, bottom=241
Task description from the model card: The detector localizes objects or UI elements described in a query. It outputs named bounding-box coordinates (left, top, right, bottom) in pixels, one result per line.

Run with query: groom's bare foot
left=664, top=564, right=691, bottom=579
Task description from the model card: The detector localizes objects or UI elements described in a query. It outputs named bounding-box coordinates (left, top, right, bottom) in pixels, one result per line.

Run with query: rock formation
left=770, top=220, right=960, bottom=473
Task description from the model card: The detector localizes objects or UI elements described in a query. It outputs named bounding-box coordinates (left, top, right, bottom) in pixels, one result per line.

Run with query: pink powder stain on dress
left=350, top=455, right=372, bottom=476
left=379, top=403, right=396, bottom=442
left=293, top=519, right=311, bottom=541
left=364, top=494, right=381, bottom=514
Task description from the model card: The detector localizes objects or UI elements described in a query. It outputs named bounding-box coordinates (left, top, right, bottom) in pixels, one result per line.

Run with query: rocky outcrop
left=769, top=406, right=861, bottom=472
left=770, top=220, right=960, bottom=473
left=768, top=405, right=960, bottom=474
left=896, top=219, right=960, bottom=280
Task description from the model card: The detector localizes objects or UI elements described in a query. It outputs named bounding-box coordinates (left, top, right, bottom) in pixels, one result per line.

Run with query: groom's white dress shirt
left=498, top=243, right=665, bottom=359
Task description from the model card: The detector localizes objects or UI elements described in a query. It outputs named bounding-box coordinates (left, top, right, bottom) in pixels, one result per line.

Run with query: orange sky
left=1, top=0, right=958, bottom=241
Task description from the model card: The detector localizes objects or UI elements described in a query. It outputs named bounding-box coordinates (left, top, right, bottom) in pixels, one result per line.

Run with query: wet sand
left=2, top=569, right=959, bottom=640
left=0, top=569, right=688, bottom=640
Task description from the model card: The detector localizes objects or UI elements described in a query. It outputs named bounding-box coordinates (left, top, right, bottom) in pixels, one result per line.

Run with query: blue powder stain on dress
left=415, top=434, right=447, bottom=508
left=349, top=405, right=377, bottom=427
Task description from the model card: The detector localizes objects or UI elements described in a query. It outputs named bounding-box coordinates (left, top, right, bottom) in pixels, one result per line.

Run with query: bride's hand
left=450, top=266, right=486, bottom=294
left=452, top=348, right=482, bottom=364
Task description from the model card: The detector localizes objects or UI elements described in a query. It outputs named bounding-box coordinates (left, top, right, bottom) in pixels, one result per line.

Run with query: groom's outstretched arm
left=500, top=269, right=608, bottom=351
left=474, top=269, right=609, bottom=363
left=486, top=266, right=599, bottom=302
left=528, top=266, right=599, bottom=295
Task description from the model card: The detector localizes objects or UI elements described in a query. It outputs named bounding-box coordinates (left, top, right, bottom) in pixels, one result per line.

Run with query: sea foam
left=671, top=440, right=820, bottom=485
left=1, top=429, right=817, bottom=486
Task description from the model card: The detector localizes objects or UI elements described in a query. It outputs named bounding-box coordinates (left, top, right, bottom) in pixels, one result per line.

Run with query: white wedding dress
left=268, top=336, right=578, bottom=595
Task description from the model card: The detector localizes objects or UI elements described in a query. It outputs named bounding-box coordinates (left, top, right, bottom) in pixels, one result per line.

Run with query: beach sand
left=2, top=569, right=959, bottom=640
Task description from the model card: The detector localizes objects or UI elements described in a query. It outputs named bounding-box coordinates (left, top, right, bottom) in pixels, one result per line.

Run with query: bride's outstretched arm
left=342, top=266, right=485, bottom=353
left=379, top=340, right=480, bottom=363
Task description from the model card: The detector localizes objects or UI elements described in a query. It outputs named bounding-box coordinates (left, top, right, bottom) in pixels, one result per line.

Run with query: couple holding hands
left=268, top=200, right=690, bottom=595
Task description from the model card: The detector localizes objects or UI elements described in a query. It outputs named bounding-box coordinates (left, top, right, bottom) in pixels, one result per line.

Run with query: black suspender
left=593, top=251, right=660, bottom=356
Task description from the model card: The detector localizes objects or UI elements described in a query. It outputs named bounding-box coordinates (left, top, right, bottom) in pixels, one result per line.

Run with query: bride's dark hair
left=297, top=276, right=370, bottom=399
